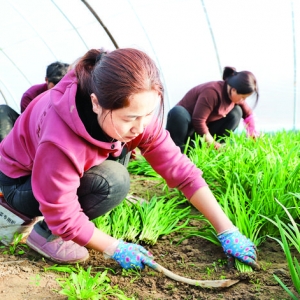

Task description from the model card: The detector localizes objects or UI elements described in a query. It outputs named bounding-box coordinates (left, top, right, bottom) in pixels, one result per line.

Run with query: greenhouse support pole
left=81, top=0, right=119, bottom=49
left=291, top=0, right=297, bottom=130
left=127, top=0, right=171, bottom=117
left=0, top=89, right=8, bottom=105
left=0, top=79, right=20, bottom=111
left=51, top=0, right=89, bottom=50
left=201, top=0, right=222, bottom=77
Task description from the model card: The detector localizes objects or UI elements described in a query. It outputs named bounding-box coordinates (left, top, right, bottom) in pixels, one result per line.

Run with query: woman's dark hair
left=75, top=48, right=165, bottom=141
left=46, top=61, right=69, bottom=85
left=222, top=66, right=259, bottom=106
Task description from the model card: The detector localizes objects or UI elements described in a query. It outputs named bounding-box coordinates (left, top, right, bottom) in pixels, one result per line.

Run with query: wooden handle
left=154, top=263, right=239, bottom=288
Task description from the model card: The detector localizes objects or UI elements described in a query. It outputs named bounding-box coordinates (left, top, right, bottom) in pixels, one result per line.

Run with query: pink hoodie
left=0, top=70, right=207, bottom=246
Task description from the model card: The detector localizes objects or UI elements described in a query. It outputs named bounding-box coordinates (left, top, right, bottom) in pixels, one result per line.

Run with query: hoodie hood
left=49, top=70, right=123, bottom=157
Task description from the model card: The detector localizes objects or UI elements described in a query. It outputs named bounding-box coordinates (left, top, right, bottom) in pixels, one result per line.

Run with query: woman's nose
left=132, top=119, right=145, bottom=134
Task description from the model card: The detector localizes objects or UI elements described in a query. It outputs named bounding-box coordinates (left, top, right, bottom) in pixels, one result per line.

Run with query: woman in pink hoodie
left=0, top=48, right=259, bottom=270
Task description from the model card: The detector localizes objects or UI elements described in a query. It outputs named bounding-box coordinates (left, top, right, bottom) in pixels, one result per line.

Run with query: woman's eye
left=124, top=118, right=136, bottom=122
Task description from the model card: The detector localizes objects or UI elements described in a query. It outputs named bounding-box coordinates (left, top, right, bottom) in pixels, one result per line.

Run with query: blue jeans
left=0, top=160, right=130, bottom=221
left=166, top=105, right=242, bottom=152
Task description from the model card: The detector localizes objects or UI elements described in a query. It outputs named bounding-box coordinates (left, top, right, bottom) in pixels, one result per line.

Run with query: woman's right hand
left=111, top=240, right=157, bottom=270
left=243, top=114, right=260, bottom=138
left=214, top=142, right=225, bottom=151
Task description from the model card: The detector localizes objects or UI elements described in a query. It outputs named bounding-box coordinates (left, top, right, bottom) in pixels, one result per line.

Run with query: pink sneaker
left=26, top=222, right=89, bottom=264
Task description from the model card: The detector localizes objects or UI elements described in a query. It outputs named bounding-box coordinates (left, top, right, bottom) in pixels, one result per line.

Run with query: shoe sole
left=26, top=237, right=89, bottom=264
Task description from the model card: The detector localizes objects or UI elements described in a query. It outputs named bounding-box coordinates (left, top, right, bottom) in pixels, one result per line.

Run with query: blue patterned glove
left=217, top=227, right=260, bottom=270
left=111, top=240, right=157, bottom=270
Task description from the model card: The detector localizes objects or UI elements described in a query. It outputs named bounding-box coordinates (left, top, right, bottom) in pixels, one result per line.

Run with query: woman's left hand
left=217, top=227, right=260, bottom=270
left=111, top=240, right=157, bottom=270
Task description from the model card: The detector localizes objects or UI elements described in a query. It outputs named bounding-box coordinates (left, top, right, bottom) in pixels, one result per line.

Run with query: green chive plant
left=273, top=217, right=300, bottom=300
left=92, top=195, right=191, bottom=245
left=47, top=264, right=134, bottom=300
left=92, top=200, right=141, bottom=241
left=110, top=201, right=133, bottom=240
left=121, top=268, right=142, bottom=284
left=273, top=220, right=300, bottom=299
left=262, top=197, right=300, bottom=252
left=137, top=195, right=190, bottom=245
left=186, top=131, right=300, bottom=242
left=126, top=131, right=300, bottom=273
left=261, top=198, right=300, bottom=299
left=127, top=155, right=162, bottom=179
left=123, top=201, right=142, bottom=242
left=1, top=232, right=28, bottom=255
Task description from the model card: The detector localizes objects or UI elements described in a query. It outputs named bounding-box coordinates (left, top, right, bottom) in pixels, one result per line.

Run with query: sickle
left=153, top=263, right=239, bottom=288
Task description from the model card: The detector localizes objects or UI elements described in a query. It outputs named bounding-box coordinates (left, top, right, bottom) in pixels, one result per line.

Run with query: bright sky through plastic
left=0, top=0, right=299, bottom=132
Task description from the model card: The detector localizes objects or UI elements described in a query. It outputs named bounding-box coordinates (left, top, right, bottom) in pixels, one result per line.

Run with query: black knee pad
left=78, top=160, right=130, bottom=219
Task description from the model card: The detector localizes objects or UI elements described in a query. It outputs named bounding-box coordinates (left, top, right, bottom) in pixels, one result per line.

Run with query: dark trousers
left=0, top=105, right=19, bottom=142
left=0, top=160, right=130, bottom=221
left=166, top=105, right=242, bottom=152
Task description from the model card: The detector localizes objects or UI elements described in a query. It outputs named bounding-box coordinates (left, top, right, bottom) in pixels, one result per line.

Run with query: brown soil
left=0, top=175, right=298, bottom=300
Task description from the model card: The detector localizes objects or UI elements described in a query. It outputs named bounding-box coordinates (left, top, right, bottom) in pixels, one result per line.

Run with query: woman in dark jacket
left=166, top=66, right=259, bottom=152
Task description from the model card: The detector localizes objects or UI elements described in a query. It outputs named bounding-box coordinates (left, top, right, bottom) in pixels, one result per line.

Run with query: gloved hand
left=217, top=227, right=260, bottom=270
left=243, top=114, right=260, bottom=138
left=110, top=240, right=157, bottom=270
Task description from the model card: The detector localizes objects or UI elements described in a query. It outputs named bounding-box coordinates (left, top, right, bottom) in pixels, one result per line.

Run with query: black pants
left=166, top=105, right=242, bottom=152
left=0, top=160, right=130, bottom=221
left=0, top=104, right=19, bottom=142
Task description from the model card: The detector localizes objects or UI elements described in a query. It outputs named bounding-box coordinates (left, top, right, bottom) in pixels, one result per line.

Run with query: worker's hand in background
left=214, top=142, right=226, bottom=151
left=243, top=114, right=260, bottom=139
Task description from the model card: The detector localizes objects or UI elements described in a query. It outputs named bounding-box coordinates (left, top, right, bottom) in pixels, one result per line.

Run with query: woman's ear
left=230, top=88, right=237, bottom=95
left=91, top=93, right=100, bottom=114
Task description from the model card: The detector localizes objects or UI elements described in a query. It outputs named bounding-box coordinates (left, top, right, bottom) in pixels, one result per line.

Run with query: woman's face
left=229, top=87, right=252, bottom=104
left=91, top=90, right=160, bottom=143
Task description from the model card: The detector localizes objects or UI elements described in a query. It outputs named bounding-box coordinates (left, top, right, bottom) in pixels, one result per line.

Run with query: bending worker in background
left=20, top=61, right=70, bottom=113
left=0, top=48, right=259, bottom=270
left=166, top=66, right=260, bottom=152
left=0, top=61, right=69, bottom=142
